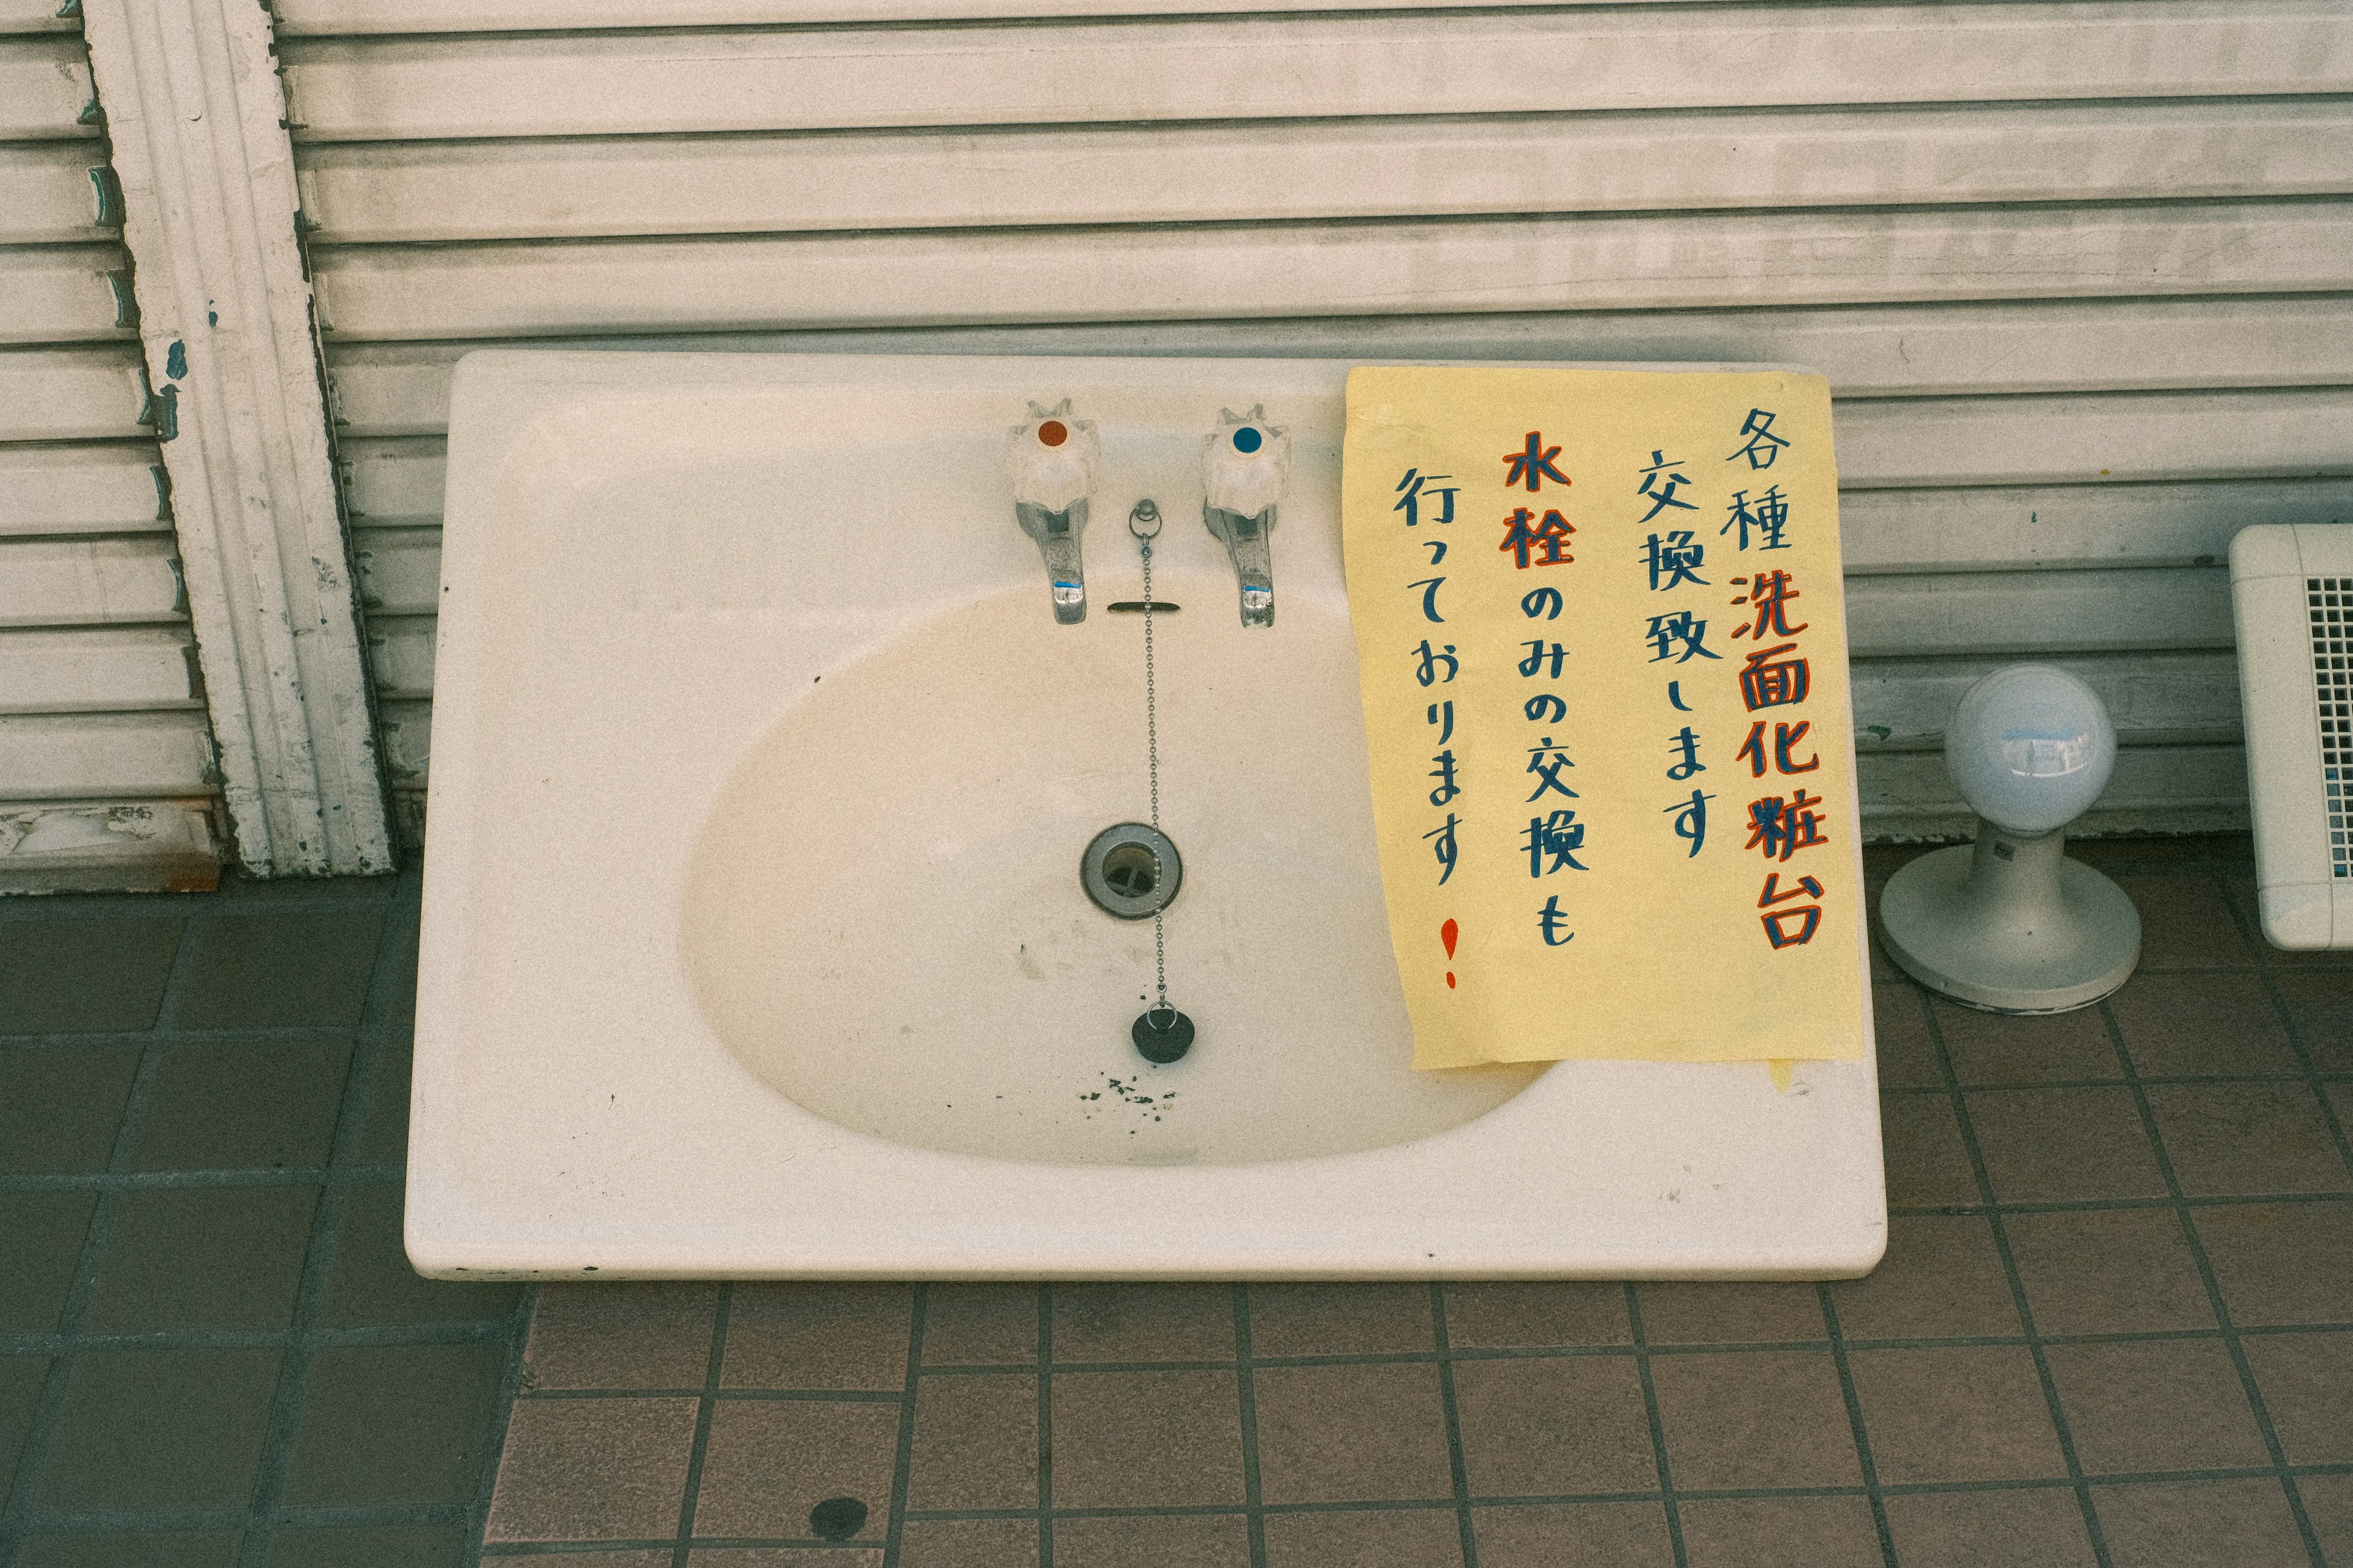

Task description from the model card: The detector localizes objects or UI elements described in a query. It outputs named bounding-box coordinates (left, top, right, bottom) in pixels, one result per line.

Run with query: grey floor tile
left=1636, top=1280, right=1824, bottom=1344
left=0, top=1353, right=50, bottom=1482
left=2110, top=973, right=2297, bottom=1077
left=905, top=1372, right=1038, bottom=1511
left=82, top=1184, right=317, bottom=1331
left=174, top=911, right=382, bottom=1028
left=1882, top=1487, right=2097, bottom=1568
left=525, top=1282, right=719, bottom=1390
left=1675, top=1496, right=1883, bottom=1568
left=1054, top=1284, right=1233, bottom=1363
left=1260, top=1507, right=1462, bottom=1568
left=324, top=1181, right=523, bottom=1325
left=1846, top=1345, right=2066, bottom=1483
left=1646, top=1350, right=1862, bottom=1490
left=2091, top=1478, right=2313, bottom=1568
left=261, top=1523, right=469, bottom=1568
left=2273, top=971, right=2353, bottom=1072
left=895, top=1518, right=1036, bottom=1567
left=2116, top=873, right=2257, bottom=972
left=0, top=1191, right=97, bottom=1332
left=1451, top=1354, right=1657, bottom=1496
left=691, top=1398, right=898, bottom=1540
left=1051, top=1512, right=1245, bottom=1568
left=2003, top=1207, right=2215, bottom=1335
left=1871, top=983, right=1942, bottom=1088
left=2193, top=1200, right=2353, bottom=1325
left=1965, top=1086, right=2168, bottom=1202
left=1879, top=1092, right=1980, bottom=1206
left=1250, top=1363, right=1453, bottom=1505
left=0, top=1044, right=140, bottom=1171
left=282, top=1342, right=510, bottom=1506
left=13, top=1531, right=241, bottom=1568
left=2145, top=1081, right=2352, bottom=1195
left=2298, top=1472, right=2353, bottom=1567
left=132, top=1039, right=351, bottom=1170
left=1473, top=1502, right=1675, bottom=1568
left=2238, top=1330, right=2353, bottom=1464
left=2044, top=1339, right=2269, bottom=1475
left=358, top=1031, right=414, bottom=1165
left=0, top=917, right=181, bottom=1034
left=1050, top=1368, right=1244, bottom=1509
left=920, top=1283, right=1038, bottom=1366
left=34, top=1347, right=281, bottom=1512
left=1935, top=997, right=2120, bottom=1085
left=1440, top=1281, right=1626, bottom=1349
left=1828, top=1213, right=2018, bottom=1339
left=482, top=1396, right=697, bottom=1543
left=1246, top=1282, right=1432, bottom=1356
left=722, top=1283, right=913, bottom=1390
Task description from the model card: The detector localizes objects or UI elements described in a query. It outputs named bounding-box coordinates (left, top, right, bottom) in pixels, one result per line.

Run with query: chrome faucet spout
left=1016, top=499, right=1089, bottom=624
left=1204, top=505, right=1275, bottom=627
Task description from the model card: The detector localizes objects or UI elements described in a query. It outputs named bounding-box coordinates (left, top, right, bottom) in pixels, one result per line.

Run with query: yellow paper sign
left=1342, top=366, right=1865, bottom=1069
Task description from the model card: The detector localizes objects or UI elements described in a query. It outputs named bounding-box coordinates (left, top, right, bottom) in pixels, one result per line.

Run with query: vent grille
left=2313, top=577, right=2352, bottom=877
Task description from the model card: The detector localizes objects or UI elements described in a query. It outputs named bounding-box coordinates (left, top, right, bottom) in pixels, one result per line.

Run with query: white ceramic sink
left=410, top=351, right=1884, bottom=1278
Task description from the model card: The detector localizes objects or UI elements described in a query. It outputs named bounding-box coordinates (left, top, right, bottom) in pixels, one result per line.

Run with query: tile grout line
left=468, top=1284, right=538, bottom=1568
left=1914, top=974, right=2116, bottom=1568
left=1815, top=1284, right=1898, bottom=1567
left=881, top=1283, right=926, bottom=1568
left=1230, top=1285, right=1268, bottom=1568
left=667, top=1281, right=733, bottom=1568
left=237, top=868, right=419, bottom=1568
left=0, top=904, right=209, bottom=1568
left=1622, top=1284, right=1689, bottom=1568
left=2097, top=989, right=2329, bottom=1568
left=1427, top=1283, right=1480, bottom=1568
left=1036, top=1284, right=1054, bottom=1568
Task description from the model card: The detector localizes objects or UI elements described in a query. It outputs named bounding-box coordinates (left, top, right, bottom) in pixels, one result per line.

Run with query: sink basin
left=411, top=350, right=1884, bottom=1278
left=683, top=583, right=1540, bottom=1165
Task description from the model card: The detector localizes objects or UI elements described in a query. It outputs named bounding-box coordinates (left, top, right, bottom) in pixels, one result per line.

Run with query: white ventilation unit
left=2230, top=524, right=2353, bottom=948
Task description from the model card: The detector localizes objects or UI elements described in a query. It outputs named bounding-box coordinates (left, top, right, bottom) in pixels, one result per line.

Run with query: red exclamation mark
left=1441, top=918, right=1459, bottom=989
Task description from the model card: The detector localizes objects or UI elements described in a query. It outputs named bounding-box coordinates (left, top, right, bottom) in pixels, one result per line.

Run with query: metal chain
left=1132, top=501, right=1169, bottom=1014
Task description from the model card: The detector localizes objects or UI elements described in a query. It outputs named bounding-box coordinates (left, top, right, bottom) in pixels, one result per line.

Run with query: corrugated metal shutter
left=0, top=1, right=220, bottom=888
left=277, top=0, right=2353, bottom=840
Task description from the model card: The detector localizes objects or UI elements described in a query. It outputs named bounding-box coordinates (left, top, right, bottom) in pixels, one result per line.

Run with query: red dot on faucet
left=1038, top=420, right=1068, bottom=447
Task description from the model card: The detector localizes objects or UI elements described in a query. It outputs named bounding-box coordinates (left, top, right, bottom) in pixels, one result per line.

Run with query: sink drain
left=1082, top=823, right=1181, bottom=920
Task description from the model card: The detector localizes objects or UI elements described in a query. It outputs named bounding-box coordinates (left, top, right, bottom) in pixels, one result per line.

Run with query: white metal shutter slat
left=1837, top=480, right=2350, bottom=576
left=291, top=100, right=2353, bottom=244
left=0, top=536, right=188, bottom=629
left=0, top=626, right=203, bottom=714
left=1852, top=651, right=2242, bottom=749
left=0, top=346, right=149, bottom=441
left=0, top=143, right=113, bottom=244
left=365, top=617, right=434, bottom=699
left=0, top=39, right=94, bottom=138
left=1847, top=569, right=2231, bottom=657
left=276, top=6, right=2353, bottom=142
left=0, top=711, right=216, bottom=799
left=273, top=0, right=1715, bottom=34
left=306, top=200, right=2353, bottom=341
left=0, top=445, right=170, bottom=535
left=0, top=244, right=133, bottom=343
left=316, top=298, right=2353, bottom=439
left=351, top=525, right=439, bottom=617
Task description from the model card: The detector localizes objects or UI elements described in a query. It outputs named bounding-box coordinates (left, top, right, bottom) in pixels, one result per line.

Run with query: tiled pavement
left=0, top=871, right=526, bottom=1568
left=4, top=837, right=2351, bottom=1566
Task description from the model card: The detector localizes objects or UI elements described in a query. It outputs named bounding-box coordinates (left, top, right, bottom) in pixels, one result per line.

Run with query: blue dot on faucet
left=1233, top=426, right=1264, bottom=453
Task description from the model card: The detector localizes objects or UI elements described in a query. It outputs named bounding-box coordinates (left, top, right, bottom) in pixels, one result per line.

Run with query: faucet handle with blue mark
left=1007, top=399, right=1099, bottom=624
left=1202, top=406, right=1289, bottom=628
